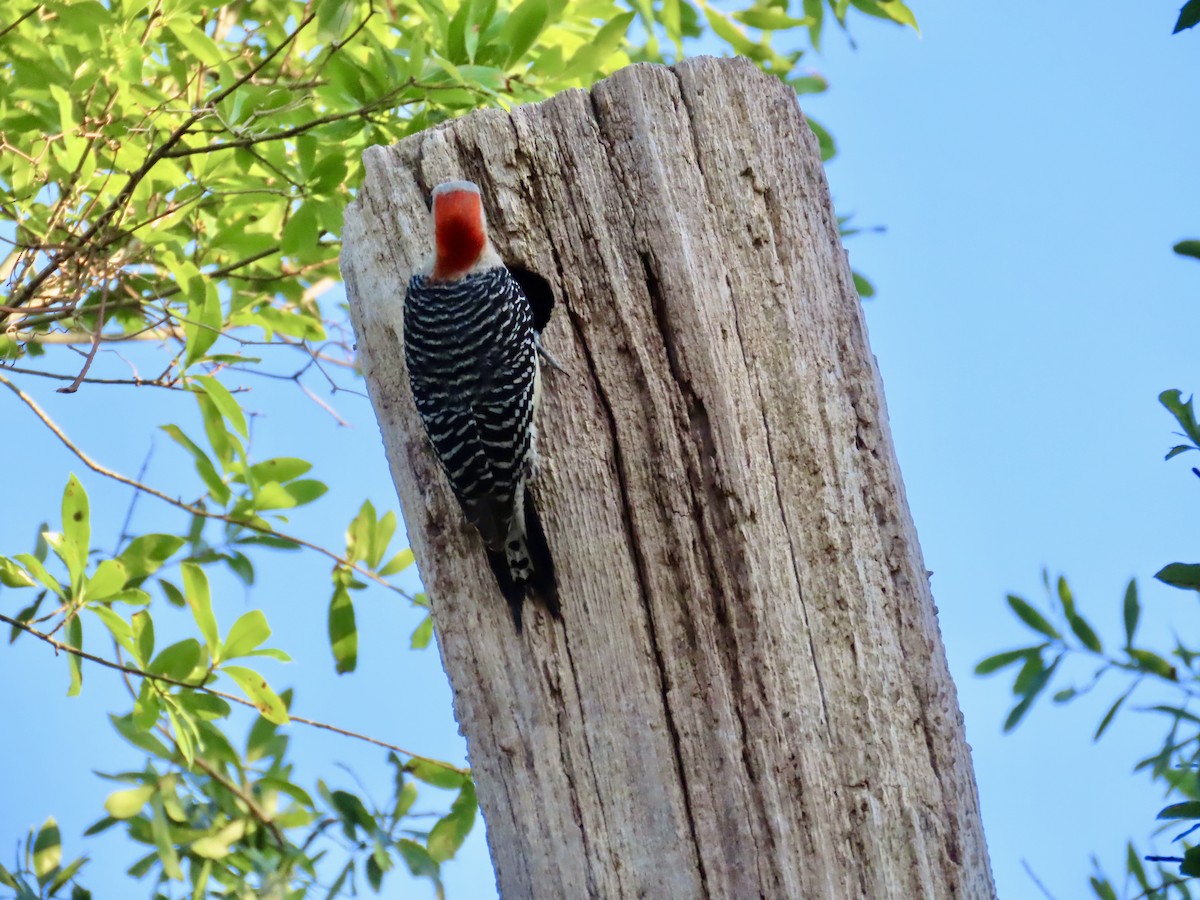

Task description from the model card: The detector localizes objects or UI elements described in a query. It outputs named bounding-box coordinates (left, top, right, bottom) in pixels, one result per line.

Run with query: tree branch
left=1, top=12, right=315, bottom=317
left=0, top=373, right=412, bottom=601
left=0, top=5, right=39, bottom=42
left=0, top=611, right=467, bottom=774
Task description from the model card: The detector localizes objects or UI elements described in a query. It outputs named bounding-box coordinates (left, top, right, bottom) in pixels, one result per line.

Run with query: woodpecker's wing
left=403, top=268, right=537, bottom=550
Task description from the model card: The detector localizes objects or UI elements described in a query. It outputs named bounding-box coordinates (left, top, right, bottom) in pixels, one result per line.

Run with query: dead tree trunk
left=340, top=56, right=995, bottom=899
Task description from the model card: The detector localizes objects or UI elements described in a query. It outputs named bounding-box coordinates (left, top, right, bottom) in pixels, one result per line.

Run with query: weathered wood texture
left=341, top=56, right=994, bottom=899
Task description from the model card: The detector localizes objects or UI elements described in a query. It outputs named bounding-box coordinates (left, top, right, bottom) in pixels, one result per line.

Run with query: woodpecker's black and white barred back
left=403, top=180, right=559, bottom=629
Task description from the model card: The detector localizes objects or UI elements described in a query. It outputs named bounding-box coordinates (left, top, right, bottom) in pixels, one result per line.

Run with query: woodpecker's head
left=429, top=180, right=498, bottom=280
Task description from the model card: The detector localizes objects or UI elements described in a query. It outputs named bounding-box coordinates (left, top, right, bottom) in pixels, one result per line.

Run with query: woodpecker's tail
left=484, top=489, right=559, bottom=631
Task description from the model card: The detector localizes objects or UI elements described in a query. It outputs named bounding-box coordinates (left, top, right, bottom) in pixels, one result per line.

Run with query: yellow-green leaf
left=105, top=785, right=155, bottom=819
left=223, top=665, right=289, bottom=724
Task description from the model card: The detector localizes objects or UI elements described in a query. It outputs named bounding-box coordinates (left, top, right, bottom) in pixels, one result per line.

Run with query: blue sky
left=2, top=1, right=1199, bottom=898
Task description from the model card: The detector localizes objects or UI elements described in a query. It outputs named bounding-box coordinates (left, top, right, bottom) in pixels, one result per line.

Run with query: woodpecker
left=403, top=180, right=559, bottom=629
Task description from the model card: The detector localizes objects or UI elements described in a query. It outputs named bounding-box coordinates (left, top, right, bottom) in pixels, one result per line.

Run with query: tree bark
left=340, top=56, right=995, bottom=899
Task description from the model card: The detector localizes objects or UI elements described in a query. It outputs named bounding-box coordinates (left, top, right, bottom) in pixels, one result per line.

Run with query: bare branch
left=57, top=280, right=109, bottom=393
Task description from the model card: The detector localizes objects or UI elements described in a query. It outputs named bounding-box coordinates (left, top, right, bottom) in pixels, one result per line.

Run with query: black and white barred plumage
left=403, top=185, right=558, bottom=628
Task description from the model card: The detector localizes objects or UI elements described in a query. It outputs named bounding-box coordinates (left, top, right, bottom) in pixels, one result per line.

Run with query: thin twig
left=0, top=373, right=412, bottom=601
left=1130, top=877, right=1190, bottom=900
left=116, top=441, right=155, bottom=555
left=0, top=5, right=39, bottom=42
left=0, top=612, right=466, bottom=774
left=57, top=280, right=109, bottom=393
left=1021, top=859, right=1057, bottom=900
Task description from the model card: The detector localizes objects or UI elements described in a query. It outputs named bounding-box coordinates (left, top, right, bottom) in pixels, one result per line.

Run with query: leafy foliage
left=980, top=390, right=1200, bottom=897
left=1, top=0, right=917, bottom=895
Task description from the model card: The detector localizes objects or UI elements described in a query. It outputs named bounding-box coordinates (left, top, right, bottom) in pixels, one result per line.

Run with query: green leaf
left=1156, top=563, right=1200, bottom=591
left=1174, top=1, right=1200, bottom=34
left=1065, top=610, right=1102, bottom=654
left=1160, top=390, right=1200, bottom=444
left=222, top=610, right=271, bottom=660
left=848, top=0, right=919, bottom=31
left=427, top=781, right=477, bottom=862
left=974, top=646, right=1039, bottom=676
left=1094, top=684, right=1134, bottom=740
left=697, top=1, right=756, bottom=56
left=148, top=638, right=202, bottom=682
left=170, top=705, right=198, bottom=766
left=1003, top=655, right=1060, bottom=732
left=161, top=425, right=230, bottom=504
left=0, top=556, right=36, bottom=588
left=1090, top=875, right=1119, bottom=900
left=1123, top=579, right=1140, bottom=646
left=33, top=817, right=62, bottom=883
left=282, top=202, right=320, bottom=257
left=65, top=616, right=83, bottom=697
left=88, top=606, right=134, bottom=656
left=1129, top=648, right=1177, bottom=680
left=86, top=559, right=128, bottom=601
left=247, top=458, right=312, bottom=484
left=193, top=375, right=248, bottom=439
left=283, top=479, right=328, bottom=506
left=329, top=790, right=376, bottom=838
left=366, top=852, right=384, bottom=891
left=328, top=586, right=357, bottom=674
left=158, top=578, right=186, bottom=608
left=105, top=785, right=155, bottom=819
left=807, top=116, right=836, bottom=162
left=132, top=611, right=154, bottom=669
left=150, top=796, right=183, bottom=881
left=15, top=553, right=65, bottom=598
left=379, top=548, right=415, bottom=577
left=1183, top=845, right=1200, bottom=878
left=61, top=474, right=90, bottom=581
left=317, top=0, right=357, bottom=40
left=181, top=563, right=220, bottom=657
left=561, top=12, right=635, bottom=78
left=501, top=0, right=549, bottom=67
left=222, top=665, right=289, bottom=724
left=168, top=22, right=224, bottom=66
left=407, top=758, right=468, bottom=790
left=46, top=854, right=87, bottom=897
left=397, top=838, right=441, bottom=881
left=411, top=614, right=434, bottom=650
left=1159, top=800, right=1200, bottom=819
left=734, top=8, right=812, bottom=29
left=190, top=820, right=246, bottom=860
left=179, top=264, right=222, bottom=367
left=1006, top=594, right=1061, bottom=640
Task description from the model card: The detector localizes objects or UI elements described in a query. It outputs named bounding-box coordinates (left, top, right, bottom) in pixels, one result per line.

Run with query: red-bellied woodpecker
left=403, top=180, right=559, bottom=629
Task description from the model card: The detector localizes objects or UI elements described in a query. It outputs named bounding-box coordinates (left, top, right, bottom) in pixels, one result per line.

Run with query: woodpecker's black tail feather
left=522, top=497, right=560, bottom=618
left=484, top=492, right=559, bottom=631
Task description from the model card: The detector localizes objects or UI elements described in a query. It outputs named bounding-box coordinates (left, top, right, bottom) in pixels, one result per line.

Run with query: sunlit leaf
left=33, top=817, right=62, bottom=883
left=222, top=665, right=289, bottom=724
left=222, top=610, right=271, bottom=660
left=427, top=781, right=477, bottom=862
